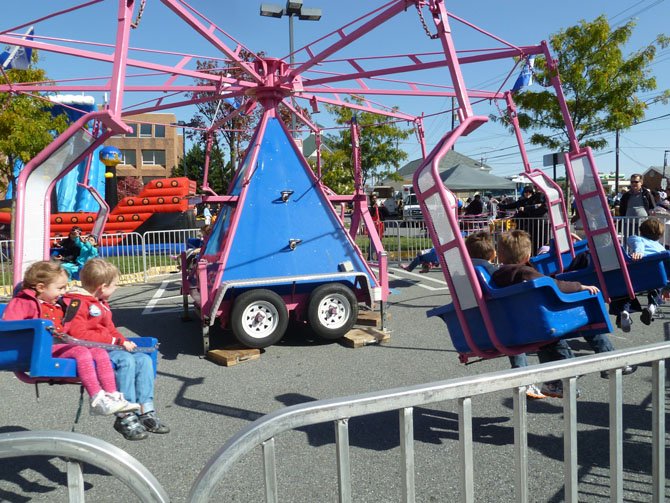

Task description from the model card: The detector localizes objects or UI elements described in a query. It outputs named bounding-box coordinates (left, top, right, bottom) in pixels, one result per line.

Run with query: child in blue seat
left=491, top=230, right=635, bottom=396
left=65, top=259, right=169, bottom=441
left=627, top=217, right=666, bottom=325
left=466, top=231, right=548, bottom=399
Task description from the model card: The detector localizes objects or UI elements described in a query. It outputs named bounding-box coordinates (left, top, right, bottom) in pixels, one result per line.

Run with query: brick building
left=105, top=113, right=183, bottom=183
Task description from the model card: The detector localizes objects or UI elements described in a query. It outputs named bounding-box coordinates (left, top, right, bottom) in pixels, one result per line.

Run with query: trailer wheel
left=308, top=283, right=358, bottom=340
left=230, top=289, right=288, bottom=348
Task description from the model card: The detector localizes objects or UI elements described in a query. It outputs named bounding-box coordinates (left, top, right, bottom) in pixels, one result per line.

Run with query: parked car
left=402, top=193, right=423, bottom=221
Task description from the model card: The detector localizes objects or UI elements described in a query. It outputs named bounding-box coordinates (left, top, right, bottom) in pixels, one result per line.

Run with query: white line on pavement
left=142, top=280, right=173, bottom=315
left=389, top=267, right=450, bottom=291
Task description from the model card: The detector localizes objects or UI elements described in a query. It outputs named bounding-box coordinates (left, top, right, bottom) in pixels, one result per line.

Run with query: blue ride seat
left=530, top=238, right=589, bottom=276
left=555, top=250, right=670, bottom=299
left=0, top=303, right=158, bottom=382
left=428, top=265, right=612, bottom=355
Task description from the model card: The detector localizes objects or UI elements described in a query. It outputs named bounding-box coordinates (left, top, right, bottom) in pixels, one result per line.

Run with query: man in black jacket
left=499, top=186, right=547, bottom=218
left=499, top=186, right=547, bottom=252
left=464, top=193, right=484, bottom=215
left=619, top=173, right=654, bottom=218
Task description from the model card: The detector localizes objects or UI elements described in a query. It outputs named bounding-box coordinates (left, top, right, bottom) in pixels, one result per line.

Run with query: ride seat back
left=556, top=250, right=670, bottom=298
left=0, top=318, right=78, bottom=377
left=530, top=239, right=589, bottom=276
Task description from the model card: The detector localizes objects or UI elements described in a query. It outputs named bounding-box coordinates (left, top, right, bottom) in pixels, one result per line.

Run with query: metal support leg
left=181, top=292, right=191, bottom=321
left=201, top=325, right=210, bottom=355
left=66, top=459, right=85, bottom=502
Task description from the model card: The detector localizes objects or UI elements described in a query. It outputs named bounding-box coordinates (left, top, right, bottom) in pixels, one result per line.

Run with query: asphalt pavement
left=0, top=268, right=668, bottom=502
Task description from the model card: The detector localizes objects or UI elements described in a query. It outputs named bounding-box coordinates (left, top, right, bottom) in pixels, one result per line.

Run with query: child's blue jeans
left=109, top=350, right=155, bottom=413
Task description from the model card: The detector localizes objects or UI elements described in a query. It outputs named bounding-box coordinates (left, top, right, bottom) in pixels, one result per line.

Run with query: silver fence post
left=399, top=406, right=416, bottom=503
left=335, top=418, right=352, bottom=503
left=652, top=359, right=666, bottom=502
left=458, top=397, right=474, bottom=502
left=513, top=386, right=529, bottom=503
left=141, top=232, right=148, bottom=283
left=563, top=377, right=579, bottom=502
left=262, top=438, right=278, bottom=503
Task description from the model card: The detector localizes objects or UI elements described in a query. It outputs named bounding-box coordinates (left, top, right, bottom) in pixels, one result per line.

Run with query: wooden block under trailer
left=342, top=327, right=390, bottom=348
left=206, top=347, right=261, bottom=367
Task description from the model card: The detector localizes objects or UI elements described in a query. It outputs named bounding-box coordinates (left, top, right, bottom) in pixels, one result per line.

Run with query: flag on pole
left=511, top=56, right=535, bottom=93
left=0, top=26, right=35, bottom=70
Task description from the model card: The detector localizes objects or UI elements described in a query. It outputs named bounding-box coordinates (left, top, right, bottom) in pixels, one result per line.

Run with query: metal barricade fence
left=0, top=229, right=202, bottom=290
left=143, top=228, right=200, bottom=279
left=0, top=430, right=169, bottom=503
left=188, top=342, right=669, bottom=503
left=1, top=342, right=666, bottom=502
left=379, top=218, right=554, bottom=267
left=97, top=232, right=146, bottom=284
left=0, top=240, right=12, bottom=295
left=0, top=217, right=658, bottom=290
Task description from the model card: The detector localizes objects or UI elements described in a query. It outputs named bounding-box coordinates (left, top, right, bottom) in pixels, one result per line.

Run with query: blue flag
left=0, top=26, right=34, bottom=70
left=511, top=56, right=535, bottom=93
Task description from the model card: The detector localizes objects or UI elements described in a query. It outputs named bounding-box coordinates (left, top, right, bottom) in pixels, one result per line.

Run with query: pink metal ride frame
left=0, top=1, right=628, bottom=345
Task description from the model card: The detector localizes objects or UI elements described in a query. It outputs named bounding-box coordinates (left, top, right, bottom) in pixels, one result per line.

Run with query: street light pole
left=663, top=150, right=669, bottom=190
left=288, top=12, right=296, bottom=137
left=260, top=1, right=322, bottom=139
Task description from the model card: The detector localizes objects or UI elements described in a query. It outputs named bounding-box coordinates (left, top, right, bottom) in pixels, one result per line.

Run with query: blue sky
left=2, top=1, right=669, bottom=180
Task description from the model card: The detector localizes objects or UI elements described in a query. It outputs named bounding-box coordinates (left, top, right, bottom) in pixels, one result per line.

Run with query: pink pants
left=52, top=344, right=117, bottom=398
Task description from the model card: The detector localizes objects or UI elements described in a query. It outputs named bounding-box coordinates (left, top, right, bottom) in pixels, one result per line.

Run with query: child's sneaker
left=600, top=365, right=638, bottom=379
left=114, top=414, right=148, bottom=441
left=540, top=381, right=582, bottom=399
left=138, top=411, right=170, bottom=434
left=641, top=304, right=656, bottom=326
left=619, top=310, right=632, bottom=332
left=525, top=384, right=546, bottom=400
left=106, top=392, right=140, bottom=413
left=90, top=391, right=129, bottom=416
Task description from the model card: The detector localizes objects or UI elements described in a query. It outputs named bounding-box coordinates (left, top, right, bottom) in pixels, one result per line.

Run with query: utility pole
left=663, top=150, right=669, bottom=190
left=614, top=129, right=620, bottom=195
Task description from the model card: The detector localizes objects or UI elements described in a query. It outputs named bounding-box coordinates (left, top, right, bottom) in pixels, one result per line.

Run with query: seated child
left=627, top=217, right=666, bottom=325
left=65, top=259, right=169, bottom=441
left=60, top=233, right=99, bottom=280
left=465, top=231, right=546, bottom=399
left=2, top=261, right=137, bottom=416
left=492, top=230, right=634, bottom=396
left=403, top=248, right=439, bottom=273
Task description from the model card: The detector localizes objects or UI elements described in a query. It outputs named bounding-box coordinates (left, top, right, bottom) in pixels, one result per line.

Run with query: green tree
left=172, top=141, right=229, bottom=194
left=186, top=56, right=313, bottom=192
left=187, top=56, right=261, bottom=182
left=320, top=100, right=412, bottom=191
left=309, top=145, right=354, bottom=194
left=0, top=57, right=68, bottom=193
left=510, top=16, right=669, bottom=151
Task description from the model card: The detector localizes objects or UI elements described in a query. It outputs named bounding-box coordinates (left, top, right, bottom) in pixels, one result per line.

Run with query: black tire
left=230, top=289, right=288, bottom=348
left=307, top=283, right=359, bottom=340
